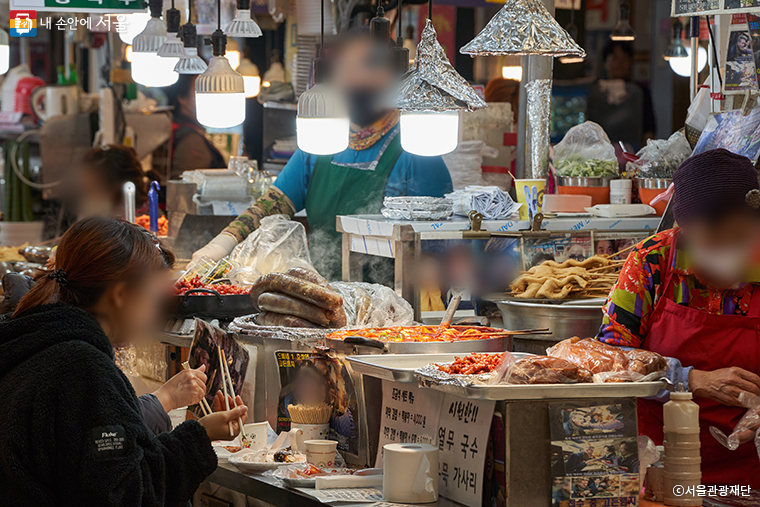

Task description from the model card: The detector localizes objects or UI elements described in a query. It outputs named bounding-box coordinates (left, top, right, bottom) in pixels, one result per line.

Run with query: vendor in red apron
left=599, top=148, right=760, bottom=487
left=192, top=28, right=452, bottom=278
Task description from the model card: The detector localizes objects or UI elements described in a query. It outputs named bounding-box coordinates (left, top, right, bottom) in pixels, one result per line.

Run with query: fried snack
left=547, top=337, right=629, bottom=374
left=288, top=403, right=332, bottom=424
left=509, top=255, right=622, bottom=300
left=509, top=355, right=593, bottom=384
left=625, top=348, right=668, bottom=376
left=0, top=243, right=28, bottom=263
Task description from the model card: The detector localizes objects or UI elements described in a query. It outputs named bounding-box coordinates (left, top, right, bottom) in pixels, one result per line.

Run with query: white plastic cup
left=291, top=423, right=329, bottom=442
left=304, top=439, right=338, bottom=467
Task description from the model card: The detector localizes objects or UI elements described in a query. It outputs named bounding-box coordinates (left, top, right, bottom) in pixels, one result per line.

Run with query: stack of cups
left=662, top=391, right=702, bottom=506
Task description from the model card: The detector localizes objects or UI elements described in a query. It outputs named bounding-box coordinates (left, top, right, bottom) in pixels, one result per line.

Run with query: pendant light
left=370, top=1, right=391, bottom=45
left=390, top=0, right=410, bottom=74
left=296, top=0, right=349, bottom=155
left=119, top=12, right=151, bottom=45
left=460, top=0, right=584, bottom=57
left=610, top=1, right=635, bottom=41
left=394, top=0, right=486, bottom=156
left=225, top=0, right=263, bottom=38
left=0, top=30, right=9, bottom=75
left=226, top=38, right=242, bottom=70
left=664, top=18, right=688, bottom=60
left=559, top=3, right=584, bottom=64
left=237, top=57, right=261, bottom=97
left=195, top=0, right=246, bottom=129
left=175, top=0, right=207, bottom=74
left=158, top=1, right=184, bottom=59
left=132, top=0, right=179, bottom=87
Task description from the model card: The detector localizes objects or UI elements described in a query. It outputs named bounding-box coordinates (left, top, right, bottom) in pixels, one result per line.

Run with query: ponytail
left=13, top=217, right=174, bottom=317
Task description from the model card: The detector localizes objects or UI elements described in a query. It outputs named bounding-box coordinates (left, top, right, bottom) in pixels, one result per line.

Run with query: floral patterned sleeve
left=597, top=232, right=673, bottom=347
left=222, top=186, right=296, bottom=242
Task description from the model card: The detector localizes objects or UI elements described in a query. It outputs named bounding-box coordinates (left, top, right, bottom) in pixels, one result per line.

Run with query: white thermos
left=663, top=389, right=701, bottom=506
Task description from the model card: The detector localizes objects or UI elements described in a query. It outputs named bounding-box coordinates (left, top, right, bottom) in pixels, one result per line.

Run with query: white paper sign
left=375, top=381, right=444, bottom=468
left=297, top=487, right=384, bottom=504
left=436, top=394, right=495, bottom=507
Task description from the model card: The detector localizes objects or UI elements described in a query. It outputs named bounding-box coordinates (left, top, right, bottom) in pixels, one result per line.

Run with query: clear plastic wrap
left=547, top=337, right=629, bottom=373
left=553, top=121, right=619, bottom=178
left=508, top=355, right=593, bottom=384
left=710, top=391, right=760, bottom=453
left=227, top=215, right=316, bottom=286
left=329, top=282, right=414, bottom=328
left=625, top=132, right=692, bottom=179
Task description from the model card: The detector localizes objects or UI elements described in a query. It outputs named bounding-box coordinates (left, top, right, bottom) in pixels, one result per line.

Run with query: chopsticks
left=182, top=361, right=213, bottom=416
left=216, top=346, right=235, bottom=437
left=218, top=346, right=248, bottom=441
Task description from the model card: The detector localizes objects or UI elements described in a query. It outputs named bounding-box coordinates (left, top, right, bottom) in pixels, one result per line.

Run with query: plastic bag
left=227, top=215, right=316, bottom=286
left=710, top=391, right=760, bottom=453
left=329, top=282, right=414, bottom=328
left=442, top=140, right=500, bottom=189
left=553, top=122, right=619, bottom=178
left=625, top=132, right=692, bottom=179
left=547, top=337, right=629, bottom=374
left=508, top=355, right=594, bottom=384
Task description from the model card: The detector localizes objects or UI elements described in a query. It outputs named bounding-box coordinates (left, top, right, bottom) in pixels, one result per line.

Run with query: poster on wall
left=549, top=400, right=640, bottom=507
left=670, top=0, right=721, bottom=16
left=724, top=0, right=760, bottom=13
left=693, top=107, right=760, bottom=163
left=724, top=14, right=759, bottom=93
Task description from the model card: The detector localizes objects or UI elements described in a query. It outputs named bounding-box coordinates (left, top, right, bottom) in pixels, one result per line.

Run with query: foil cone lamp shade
left=175, top=23, right=208, bottom=74
left=459, top=0, right=585, bottom=57
left=225, top=0, right=263, bottom=38
left=158, top=7, right=184, bottom=58
left=132, top=0, right=179, bottom=87
left=195, top=30, right=246, bottom=128
left=395, top=19, right=486, bottom=156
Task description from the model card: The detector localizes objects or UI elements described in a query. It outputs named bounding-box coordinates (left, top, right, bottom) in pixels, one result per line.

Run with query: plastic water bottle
left=663, top=385, right=701, bottom=506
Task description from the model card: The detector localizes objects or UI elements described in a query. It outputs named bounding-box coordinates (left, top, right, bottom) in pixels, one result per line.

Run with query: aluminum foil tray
left=383, top=196, right=451, bottom=210
left=346, top=353, right=532, bottom=383
left=381, top=208, right=453, bottom=220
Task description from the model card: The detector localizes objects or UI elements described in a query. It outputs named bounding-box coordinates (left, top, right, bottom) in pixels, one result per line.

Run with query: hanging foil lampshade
left=459, top=0, right=585, bottom=57
left=394, top=19, right=486, bottom=156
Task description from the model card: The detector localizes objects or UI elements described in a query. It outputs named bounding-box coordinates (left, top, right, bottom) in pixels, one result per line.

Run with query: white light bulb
left=669, top=46, right=707, bottom=77
left=296, top=117, right=350, bottom=155
left=125, top=44, right=133, bottom=63
left=131, top=52, right=179, bottom=87
left=196, top=92, right=246, bottom=128
left=119, top=13, right=151, bottom=45
left=243, top=75, right=261, bottom=98
left=501, top=66, right=522, bottom=81
left=0, top=44, right=9, bottom=75
left=226, top=49, right=241, bottom=70
left=400, top=111, right=459, bottom=156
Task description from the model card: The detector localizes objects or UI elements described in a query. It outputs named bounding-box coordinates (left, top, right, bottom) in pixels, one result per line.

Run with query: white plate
left=228, top=450, right=306, bottom=475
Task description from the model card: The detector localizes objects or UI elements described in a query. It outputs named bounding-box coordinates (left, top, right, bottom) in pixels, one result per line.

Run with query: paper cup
left=291, top=423, right=329, bottom=442
left=514, top=178, right=546, bottom=220
left=304, top=439, right=338, bottom=467
left=244, top=422, right=268, bottom=450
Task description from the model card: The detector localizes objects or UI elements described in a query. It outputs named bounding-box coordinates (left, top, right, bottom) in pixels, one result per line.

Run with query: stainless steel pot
left=495, top=300, right=604, bottom=354
left=637, top=177, right=672, bottom=189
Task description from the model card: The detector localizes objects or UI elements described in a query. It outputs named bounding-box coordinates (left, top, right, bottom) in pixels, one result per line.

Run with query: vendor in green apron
left=193, top=28, right=453, bottom=279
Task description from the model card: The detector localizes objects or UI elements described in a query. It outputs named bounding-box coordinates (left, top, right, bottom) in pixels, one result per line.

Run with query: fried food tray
left=346, top=354, right=667, bottom=400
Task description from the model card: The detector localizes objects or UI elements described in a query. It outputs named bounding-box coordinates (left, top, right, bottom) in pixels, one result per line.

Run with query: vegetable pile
left=174, top=276, right=251, bottom=295
left=555, top=155, right=619, bottom=178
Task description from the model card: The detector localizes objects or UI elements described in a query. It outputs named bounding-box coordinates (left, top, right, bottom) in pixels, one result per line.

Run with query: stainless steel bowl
left=494, top=300, right=604, bottom=354
left=557, top=176, right=618, bottom=187
left=637, top=178, right=672, bottom=189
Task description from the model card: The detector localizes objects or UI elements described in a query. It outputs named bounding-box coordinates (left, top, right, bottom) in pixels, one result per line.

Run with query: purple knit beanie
left=673, top=148, right=760, bottom=225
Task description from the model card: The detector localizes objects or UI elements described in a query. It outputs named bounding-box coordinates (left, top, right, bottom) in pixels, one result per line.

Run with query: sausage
left=258, top=292, right=331, bottom=327
left=284, top=267, right=330, bottom=287
left=327, top=307, right=347, bottom=328
left=256, top=311, right=320, bottom=328
left=250, top=273, right=343, bottom=311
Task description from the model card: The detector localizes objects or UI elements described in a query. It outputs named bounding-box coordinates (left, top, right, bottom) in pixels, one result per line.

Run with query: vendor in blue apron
left=193, top=28, right=453, bottom=278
